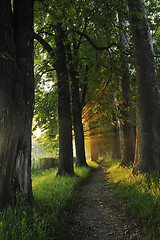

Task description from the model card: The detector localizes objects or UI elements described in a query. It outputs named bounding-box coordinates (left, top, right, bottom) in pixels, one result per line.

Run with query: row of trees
left=34, top=0, right=160, bottom=171
left=0, top=0, right=160, bottom=207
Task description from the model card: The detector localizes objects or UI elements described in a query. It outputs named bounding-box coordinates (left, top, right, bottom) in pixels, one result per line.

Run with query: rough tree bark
left=127, top=0, right=160, bottom=173
left=66, top=45, right=88, bottom=167
left=54, top=24, right=74, bottom=175
left=0, top=0, right=34, bottom=208
left=119, top=20, right=135, bottom=166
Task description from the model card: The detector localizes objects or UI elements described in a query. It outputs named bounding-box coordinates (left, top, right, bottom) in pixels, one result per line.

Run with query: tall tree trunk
left=34, top=26, right=74, bottom=175
left=66, top=45, right=87, bottom=167
left=0, top=0, right=34, bottom=208
left=71, top=75, right=87, bottom=166
left=111, top=111, right=122, bottom=159
left=127, top=0, right=160, bottom=173
left=90, top=131, right=99, bottom=161
left=111, top=96, right=122, bottom=159
left=119, top=20, right=135, bottom=166
left=55, top=24, right=74, bottom=175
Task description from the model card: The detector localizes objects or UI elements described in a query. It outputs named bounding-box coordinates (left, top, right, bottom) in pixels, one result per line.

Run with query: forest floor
left=59, top=166, right=144, bottom=240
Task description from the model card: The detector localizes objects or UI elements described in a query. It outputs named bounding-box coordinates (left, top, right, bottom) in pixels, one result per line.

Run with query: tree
left=0, top=0, right=34, bottom=207
left=90, top=130, right=99, bottom=161
left=119, top=19, right=135, bottom=166
left=127, top=0, right=160, bottom=173
left=66, top=44, right=88, bottom=167
left=34, top=22, right=74, bottom=176
left=54, top=23, right=74, bottom=175
left=111, top=97, right=122, bottom=159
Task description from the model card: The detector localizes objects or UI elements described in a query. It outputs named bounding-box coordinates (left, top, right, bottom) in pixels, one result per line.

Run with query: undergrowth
left=104, top=156, right=160, bottom=240
left=0, top=160, right=98, bottom=240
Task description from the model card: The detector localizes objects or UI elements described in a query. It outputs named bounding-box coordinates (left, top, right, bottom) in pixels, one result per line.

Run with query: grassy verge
left=0, top=160, right=98, bottom=240
left=104, top=156, right=160, bottom=240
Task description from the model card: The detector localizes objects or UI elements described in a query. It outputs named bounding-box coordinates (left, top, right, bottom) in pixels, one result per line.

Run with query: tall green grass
left=104, top=157, right=160, bottom=240
left=0, top=160, right=98, bottom=240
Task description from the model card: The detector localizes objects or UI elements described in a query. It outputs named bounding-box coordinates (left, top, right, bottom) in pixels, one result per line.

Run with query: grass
left=0, top=160, right=99, bottom=240
left=104, top=156, right=160, bottom=240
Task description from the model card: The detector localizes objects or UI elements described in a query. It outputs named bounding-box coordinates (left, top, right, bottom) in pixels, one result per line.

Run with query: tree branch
left=74, top=30, right=116, bottom=50
left=116, top=44, right=133, bottom=56
left=34, top=33, right=55, bottom=56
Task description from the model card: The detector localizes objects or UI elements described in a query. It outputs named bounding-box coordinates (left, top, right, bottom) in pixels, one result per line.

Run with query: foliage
left=33, top=0, right=131, bottom=153
left=0, top=161, right=98, bottom=240
left=104, top=157, right=160, bottom=240
left=33, top=72, right=59, bottom=154
left=33, top=0, right=160, bottom=161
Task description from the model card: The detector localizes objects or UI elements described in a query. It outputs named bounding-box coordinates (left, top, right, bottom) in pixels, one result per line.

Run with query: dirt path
left=61, top=168, right=143, bottom=240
